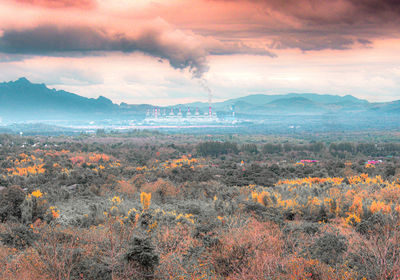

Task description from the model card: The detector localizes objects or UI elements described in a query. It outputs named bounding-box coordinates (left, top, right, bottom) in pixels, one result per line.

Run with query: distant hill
left=0, top=77, right=119, bottom=120
left=206, top=93, right=372, bottom=114
left=213, top=92, right=366, bottom=105
left=263, top=97, right=323, bottom=114
left=369, top=100, right=400, bottom=113
left=0, top=77, right=398, bottom=122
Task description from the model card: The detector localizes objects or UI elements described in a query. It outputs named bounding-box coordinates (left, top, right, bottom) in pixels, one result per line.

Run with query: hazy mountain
left=262, top=97, right=323, bottom=114
left=196, top=94, right=372, bottom=115
left=213, top=92, right=366, bottom=105
left=368, top=100, right=400, bottom=113
left=0, top=78, right=398, bottom=122
left=0, top=77, right=118, bottom=121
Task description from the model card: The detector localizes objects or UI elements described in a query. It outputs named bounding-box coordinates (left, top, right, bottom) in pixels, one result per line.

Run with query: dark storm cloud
left=0, top=24, right=275, bottom=77
left=271, top=0, right=400, bottom=29
left=213, top=0, right=400, bottom=21
left=348, top=0, right=400, bottom=18
left=0, top=26, right=111, bottom=53
left=207, top=0, right=400, bottom=51
left=0, top=25, right=210, bottom=77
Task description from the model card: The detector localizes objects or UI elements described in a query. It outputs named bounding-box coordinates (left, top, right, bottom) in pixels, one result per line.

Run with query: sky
left=0, top=0, right=400, bottom=105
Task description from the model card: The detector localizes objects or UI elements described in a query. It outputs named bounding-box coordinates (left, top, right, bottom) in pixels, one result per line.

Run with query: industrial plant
left=144, top=105, right=236, bottom=125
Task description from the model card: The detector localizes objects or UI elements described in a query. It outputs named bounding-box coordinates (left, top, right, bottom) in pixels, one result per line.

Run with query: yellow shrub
left=31, top=189, right=43, bottom=198
left=140, top=192, right=152, bottom=210
left=110, top=196, right=122, bottom=205
left=345, top=213, right=361, bottom=226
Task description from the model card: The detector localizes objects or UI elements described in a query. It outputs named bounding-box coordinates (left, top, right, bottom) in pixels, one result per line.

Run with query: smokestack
left=209, top=106, right=212, bottom=117
left=155, top=107, right=158, bottom=118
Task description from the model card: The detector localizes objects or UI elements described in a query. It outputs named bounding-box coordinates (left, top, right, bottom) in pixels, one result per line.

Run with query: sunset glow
left=0, top=0, right=399, bottom=104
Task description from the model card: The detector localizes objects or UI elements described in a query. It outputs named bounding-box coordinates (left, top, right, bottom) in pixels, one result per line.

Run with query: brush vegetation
left=0, top=133, right=400, bottom=279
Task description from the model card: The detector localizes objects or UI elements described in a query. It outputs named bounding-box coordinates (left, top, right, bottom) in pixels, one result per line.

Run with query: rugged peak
left=15, top=77, right=31, bottom=84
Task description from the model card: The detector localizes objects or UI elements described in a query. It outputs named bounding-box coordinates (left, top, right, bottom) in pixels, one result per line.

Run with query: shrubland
left=0, top=133, right=399, bottom=279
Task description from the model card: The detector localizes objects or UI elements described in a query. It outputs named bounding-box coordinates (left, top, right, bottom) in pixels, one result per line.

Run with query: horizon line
left=2, top=77, right=397, bottom=106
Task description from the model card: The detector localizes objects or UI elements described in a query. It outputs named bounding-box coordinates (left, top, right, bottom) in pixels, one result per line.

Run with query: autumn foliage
left=1, top=135, right=400, bottom=279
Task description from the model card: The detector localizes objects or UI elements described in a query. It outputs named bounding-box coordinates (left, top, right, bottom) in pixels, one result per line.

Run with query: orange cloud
left=1, top=0, right=400, bottom=82
left=13, top=0, right=96, bottom=9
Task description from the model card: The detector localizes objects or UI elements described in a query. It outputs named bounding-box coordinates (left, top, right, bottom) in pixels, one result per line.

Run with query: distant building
left=144, top=106, right=222, bottom=125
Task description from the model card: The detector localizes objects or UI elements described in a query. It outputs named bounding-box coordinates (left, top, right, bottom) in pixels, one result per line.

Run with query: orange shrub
left=206, top=219, right=284, bottom=279
left=141, top=178, right=180, bottom=202
left=155, top=224, right=206, bottom=279
left=117, top=180, right=136, bottom=196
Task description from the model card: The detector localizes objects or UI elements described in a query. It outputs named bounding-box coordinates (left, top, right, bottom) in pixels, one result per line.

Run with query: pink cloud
left=1, top=0, right=399, bottom=83
left=13, top=0, right=97, bottom=9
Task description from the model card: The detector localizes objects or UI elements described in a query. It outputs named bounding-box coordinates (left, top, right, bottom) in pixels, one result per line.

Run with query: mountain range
left=0, top=77, right=399, bottom=122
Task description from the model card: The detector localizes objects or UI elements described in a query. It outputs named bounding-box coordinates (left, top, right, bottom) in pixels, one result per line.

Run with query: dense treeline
left=196, top=141, right=239, bottom=156
left=196, top=140, right=400, bottom=157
